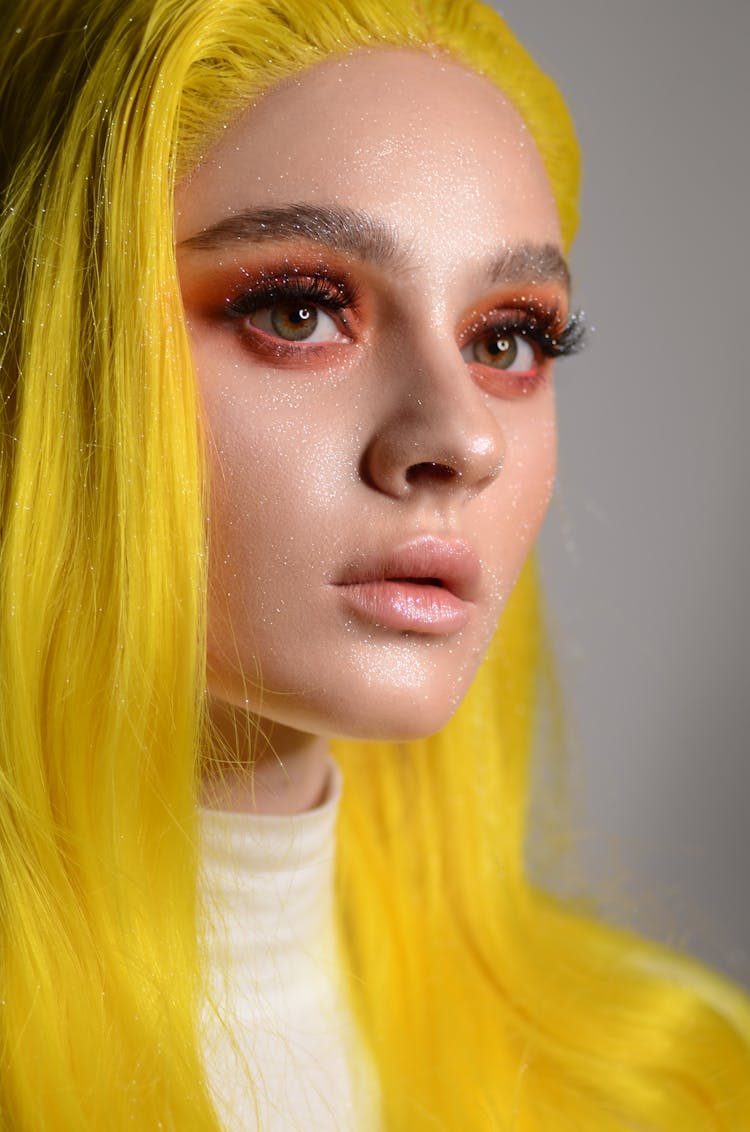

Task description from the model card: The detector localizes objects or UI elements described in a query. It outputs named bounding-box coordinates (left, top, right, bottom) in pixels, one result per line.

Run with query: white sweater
left=198, top=762, right=379, bottom=1132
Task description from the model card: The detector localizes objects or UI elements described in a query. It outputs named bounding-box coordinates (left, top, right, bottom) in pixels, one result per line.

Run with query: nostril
left=405, top=461, right=460, bottom=486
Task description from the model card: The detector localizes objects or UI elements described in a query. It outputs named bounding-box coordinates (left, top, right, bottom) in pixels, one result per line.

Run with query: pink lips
left=335, top=536, right=480, bottom=634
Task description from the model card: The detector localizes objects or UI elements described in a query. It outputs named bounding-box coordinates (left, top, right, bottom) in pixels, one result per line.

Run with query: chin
left=300, top=682, right=473, bottom=745
left=207, top=637, right=485, bottom=745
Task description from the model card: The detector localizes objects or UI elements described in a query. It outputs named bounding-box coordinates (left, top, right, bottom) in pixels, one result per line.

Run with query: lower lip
left=336, top=580, right=471, bottom=634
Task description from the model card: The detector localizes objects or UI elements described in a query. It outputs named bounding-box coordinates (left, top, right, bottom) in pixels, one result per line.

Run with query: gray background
left=492, top=0, right=750, bottom=983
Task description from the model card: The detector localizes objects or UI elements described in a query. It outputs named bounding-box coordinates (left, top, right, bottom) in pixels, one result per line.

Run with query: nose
left=361, top=343, right=505, bottom=500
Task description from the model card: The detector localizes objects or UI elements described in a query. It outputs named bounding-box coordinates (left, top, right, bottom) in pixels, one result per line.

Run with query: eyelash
left=222, top=270, right=586, bottom=378
left=225, top=272, right=355, bottom=326
left=479, top=305, right=587, bottom=362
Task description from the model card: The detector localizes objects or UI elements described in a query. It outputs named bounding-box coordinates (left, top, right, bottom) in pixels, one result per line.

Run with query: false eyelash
left=223, top=271, right=357, bottom=319
left=497, top=306, right=588, bottom=360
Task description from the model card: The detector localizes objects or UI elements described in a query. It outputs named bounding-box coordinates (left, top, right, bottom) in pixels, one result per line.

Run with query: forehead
left=175, top=48, right=560, bottom=261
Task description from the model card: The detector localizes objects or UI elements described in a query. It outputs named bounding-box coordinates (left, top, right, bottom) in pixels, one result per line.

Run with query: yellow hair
left=0, top=0, right=747, bottom=1128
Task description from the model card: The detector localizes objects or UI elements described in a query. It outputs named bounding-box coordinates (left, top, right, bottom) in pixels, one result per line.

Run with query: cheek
left=512, top=392, right=558, bottom=524
left=480, top=389, right=557, bottom=590
left=202, top=438, right=310, bottom=700
left=198, top=373, right=354, bottom=667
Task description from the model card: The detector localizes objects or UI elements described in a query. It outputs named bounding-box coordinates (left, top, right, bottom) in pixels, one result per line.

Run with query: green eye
left=249, top=301, right=345, bottom=344
left=472, top=333, right=534, bottom=371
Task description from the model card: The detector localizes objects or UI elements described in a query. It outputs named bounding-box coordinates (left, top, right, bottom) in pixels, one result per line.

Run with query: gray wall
left=493, top=0, right=750, bottom=983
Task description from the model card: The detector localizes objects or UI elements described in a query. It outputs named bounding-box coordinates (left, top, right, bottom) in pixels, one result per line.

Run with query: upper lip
left=336, top=535, right=481, bottom=602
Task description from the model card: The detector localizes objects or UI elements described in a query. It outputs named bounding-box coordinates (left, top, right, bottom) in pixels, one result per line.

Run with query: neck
left=200, top=700, right=332, bottom=815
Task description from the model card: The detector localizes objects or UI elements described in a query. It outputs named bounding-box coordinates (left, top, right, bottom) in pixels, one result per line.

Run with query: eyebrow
left=179, top=202, right=570, bottom=290
left=179, top=203, right=409, bottom=269
left=487, top=243, right=570, bottom=291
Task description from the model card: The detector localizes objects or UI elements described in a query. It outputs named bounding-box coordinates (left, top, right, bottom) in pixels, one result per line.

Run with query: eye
left=248, top=301, right=346, bottom=344
left=463, top=331, right=537, bottom=373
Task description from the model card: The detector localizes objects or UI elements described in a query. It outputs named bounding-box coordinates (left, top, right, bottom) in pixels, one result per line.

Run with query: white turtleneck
left=198, top=761, right=379, bottom=1132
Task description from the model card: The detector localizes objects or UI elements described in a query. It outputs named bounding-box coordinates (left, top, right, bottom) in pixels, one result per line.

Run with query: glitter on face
left=175, top=49, right=567, bottom=745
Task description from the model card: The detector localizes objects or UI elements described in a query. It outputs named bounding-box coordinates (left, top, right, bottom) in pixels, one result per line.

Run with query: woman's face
left=176, top=49, right=567, bottom=742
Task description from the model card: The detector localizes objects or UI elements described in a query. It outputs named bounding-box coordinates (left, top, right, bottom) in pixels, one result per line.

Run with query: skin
left=175, top=49, right=567, bottom=813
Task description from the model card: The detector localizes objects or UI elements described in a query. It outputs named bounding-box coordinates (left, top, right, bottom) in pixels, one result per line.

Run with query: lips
left=334, top=536, right=481, bottom=633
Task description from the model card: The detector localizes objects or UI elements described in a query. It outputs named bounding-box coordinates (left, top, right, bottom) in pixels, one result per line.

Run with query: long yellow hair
left=0, top=0, right=748, bottom=1128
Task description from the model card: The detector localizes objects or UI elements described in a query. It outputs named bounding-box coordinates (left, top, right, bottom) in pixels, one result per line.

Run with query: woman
left=0, top=1, right=748, bottom=1129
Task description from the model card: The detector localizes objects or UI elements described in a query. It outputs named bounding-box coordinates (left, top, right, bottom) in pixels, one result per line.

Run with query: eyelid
left=209, top=267, right=365, bottom=367
left=220, top=264, right=367, bottom=342
left=462, top=295, right=560, bottom=333
left=225, top=272, right=351, bottom=313
left=228, top=316, right=355, bottom=367
left=461, top=300, right=586, bottom=361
